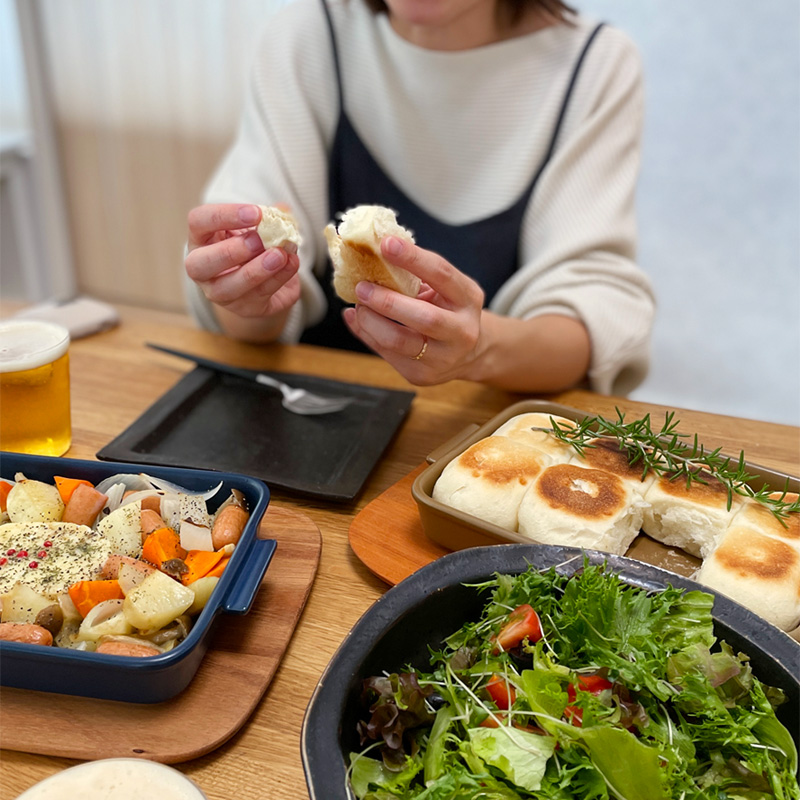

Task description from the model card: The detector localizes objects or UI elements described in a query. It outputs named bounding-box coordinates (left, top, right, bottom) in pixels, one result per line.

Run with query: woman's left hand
left=341, top=236, right=486, bottom=385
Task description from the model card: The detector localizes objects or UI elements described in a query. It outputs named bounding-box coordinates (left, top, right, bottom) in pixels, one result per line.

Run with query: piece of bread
left=257, top=205, right=303, bottom=250
left=432, top=436, right=551, bottom=532
left=516, top=463, right=645, bottom=555
left=640, top=470, right=743, bottom=558
left=728, top=492, right=799, bottom=548
left=492, top=413, right=577, bottom=464
left=568, top=438, right=656, bottom=499
left=695, top=525, right=800, bottom=631
left=324, top=205, right=420, bottom=303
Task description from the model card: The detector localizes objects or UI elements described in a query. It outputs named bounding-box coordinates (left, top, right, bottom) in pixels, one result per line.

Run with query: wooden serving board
left=0, top=506, right=321, bottom=764
left=349, top=464, right=701, bottom=586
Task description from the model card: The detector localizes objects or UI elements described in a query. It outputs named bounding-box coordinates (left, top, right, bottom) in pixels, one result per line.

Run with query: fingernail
left=384, top=236, right=404, bottom=256
left=263, top=249, right=286, bottom=271
left=239, top=205, right=260, bottom=225
left=245, top=231, right=263, bottom=252
left=355, top=282, right=373, bottom=301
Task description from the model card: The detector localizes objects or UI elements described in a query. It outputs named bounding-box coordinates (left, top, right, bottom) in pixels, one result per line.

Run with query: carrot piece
left=68, top=580, right=125, bottom=618
left=181, top=550, right=225, bottom=585
left=206, top=556, right=230, bottom=579
left=54, top=476, right=94, bottom=504
left=61, top=482, right=109, bottom=527
left=142, top=527, right=187, bottom=569
left=0, top=481, right=13, bottom=512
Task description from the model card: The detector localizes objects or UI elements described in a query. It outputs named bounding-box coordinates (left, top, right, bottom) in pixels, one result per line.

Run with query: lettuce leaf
left=465, top=726, right=555, bottom=792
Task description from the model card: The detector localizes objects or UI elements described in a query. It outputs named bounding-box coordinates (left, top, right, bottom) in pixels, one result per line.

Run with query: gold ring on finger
left=411, top=336, right=428, bottom=361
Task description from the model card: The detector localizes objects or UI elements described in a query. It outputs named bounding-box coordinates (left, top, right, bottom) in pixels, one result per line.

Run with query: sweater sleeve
left=490, top=27, right=655, bottom=396
left=183, top=0, right=337, bottom=342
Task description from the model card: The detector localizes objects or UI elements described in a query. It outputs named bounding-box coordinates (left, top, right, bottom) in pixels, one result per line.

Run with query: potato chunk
left=123, top=569, right=193, bottom=632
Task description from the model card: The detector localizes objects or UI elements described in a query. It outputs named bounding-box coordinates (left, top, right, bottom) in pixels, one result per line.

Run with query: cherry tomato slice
left=492, top=604, right=542, bottom=654
left=486, top=674, right=516, bottom=710
left=566, top=674, right=613, bottom=703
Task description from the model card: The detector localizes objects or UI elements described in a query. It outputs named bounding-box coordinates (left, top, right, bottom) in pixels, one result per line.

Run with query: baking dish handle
left=426, top=424, right=481, bottom=464
left=222, top=537, right=278, bottom=615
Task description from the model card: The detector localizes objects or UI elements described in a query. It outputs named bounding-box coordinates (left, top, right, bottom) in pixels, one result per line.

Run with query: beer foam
left=0, top=320, right=70, bottom=373
left=17, top=759, right=206, bottom=800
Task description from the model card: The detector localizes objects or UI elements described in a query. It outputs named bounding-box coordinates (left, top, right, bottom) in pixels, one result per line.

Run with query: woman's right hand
left=185, top=203, right=301, bottom=321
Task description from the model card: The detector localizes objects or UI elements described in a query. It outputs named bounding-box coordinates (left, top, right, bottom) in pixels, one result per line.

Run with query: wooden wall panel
left=35, top=0, right=285, bottom=312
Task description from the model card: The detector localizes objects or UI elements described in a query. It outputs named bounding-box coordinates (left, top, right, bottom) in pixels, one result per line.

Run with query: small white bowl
left=16, top=758, right=207, bottom=799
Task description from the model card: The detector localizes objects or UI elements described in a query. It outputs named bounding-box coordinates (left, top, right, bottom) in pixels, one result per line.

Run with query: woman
left=184, top=0, right=655, bottom=394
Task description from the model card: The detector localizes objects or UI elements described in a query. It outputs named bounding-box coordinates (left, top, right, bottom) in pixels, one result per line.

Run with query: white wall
left=2, top=0, right=798, bottom=426
left=578, top=0, right=799, bottom=425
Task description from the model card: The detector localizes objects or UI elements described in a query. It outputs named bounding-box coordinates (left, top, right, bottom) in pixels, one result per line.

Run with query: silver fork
left=254, top=373, right=353, bottom=415
left=146, top=343, right=354, bottom=416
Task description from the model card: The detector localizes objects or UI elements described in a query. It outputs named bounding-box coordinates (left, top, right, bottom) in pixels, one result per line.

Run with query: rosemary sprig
left=533, top=409, right=799, bottom=524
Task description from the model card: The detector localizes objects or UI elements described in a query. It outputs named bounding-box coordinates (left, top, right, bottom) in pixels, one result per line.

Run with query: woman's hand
left=341, top=235, right=591, bottom=391
left=341, top=236, right=486, bottom=385
left=185, top=204, right=301, bottom=338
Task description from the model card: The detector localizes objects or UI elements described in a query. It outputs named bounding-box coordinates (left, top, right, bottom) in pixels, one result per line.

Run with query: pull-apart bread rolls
left=257, top=205, right=303, bottom=250
left=695, top=494, right=800, bottom=631
left=432, top=436, right=551, bottom=533
left=568, top=438, right=656, bottom=500
left=640, top=470, right=743, bottom=559
left=516, top=464, right=645, bottom=555
left=325, top=205, right=420, bottom=303
left=491, top=413, right=577, bottom=464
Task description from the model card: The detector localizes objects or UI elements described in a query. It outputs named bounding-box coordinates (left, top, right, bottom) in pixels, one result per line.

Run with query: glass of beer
left=0, top=319, right=72, bottom=456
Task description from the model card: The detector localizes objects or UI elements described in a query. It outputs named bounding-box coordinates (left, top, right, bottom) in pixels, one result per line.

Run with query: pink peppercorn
left=28, top=561, right=38, bottom=569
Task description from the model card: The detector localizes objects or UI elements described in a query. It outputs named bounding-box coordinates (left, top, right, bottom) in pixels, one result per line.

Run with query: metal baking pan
left=411, top=399, right=800, bottom=564
left=0, top=452, right=273, bottom=703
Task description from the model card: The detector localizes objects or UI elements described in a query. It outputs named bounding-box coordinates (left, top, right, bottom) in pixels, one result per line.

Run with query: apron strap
left=319, top=0, right=345, bottom=115
left=524, top=22, right=606, bottom=195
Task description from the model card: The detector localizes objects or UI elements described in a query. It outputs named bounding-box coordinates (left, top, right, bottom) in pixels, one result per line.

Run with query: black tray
left=97, top=367, right=414, bottom=501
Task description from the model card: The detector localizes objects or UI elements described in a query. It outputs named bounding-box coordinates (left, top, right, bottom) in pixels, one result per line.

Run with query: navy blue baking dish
left=0, top=452, right=273, bottom=703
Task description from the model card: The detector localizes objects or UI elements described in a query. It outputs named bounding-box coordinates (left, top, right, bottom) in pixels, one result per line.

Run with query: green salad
left=348, top=562, right=799, bottom=800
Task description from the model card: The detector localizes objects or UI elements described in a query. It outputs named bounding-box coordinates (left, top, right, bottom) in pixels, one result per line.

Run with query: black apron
left=300, top=1, right=604, bottom=351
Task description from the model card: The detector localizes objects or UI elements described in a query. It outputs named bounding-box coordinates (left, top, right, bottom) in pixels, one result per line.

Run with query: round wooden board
left=0, top=506, right=321, bottom=764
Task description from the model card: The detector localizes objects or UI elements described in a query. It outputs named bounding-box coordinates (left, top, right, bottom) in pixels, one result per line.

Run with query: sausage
left=95, top=640, right=160, bottom=657
left=100, top=553, right=157, bottom=580
left=61, top=483, right=109, bottom=527
left=0, top=622, right=54, bottom=646
left=123, top=491, right=161, bottom=514
left=140, top=508, right=167, bottom=539
left=211, top=505, right=249, bottom=550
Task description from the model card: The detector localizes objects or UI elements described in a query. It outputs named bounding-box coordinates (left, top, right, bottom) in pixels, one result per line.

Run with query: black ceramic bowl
left=301, top=544, right=800, bottom=800
left=0, top=452, right=273, bottom=703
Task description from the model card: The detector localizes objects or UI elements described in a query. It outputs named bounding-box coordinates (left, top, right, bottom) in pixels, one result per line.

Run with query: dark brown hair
left=362, top=0, right=577, bottom=25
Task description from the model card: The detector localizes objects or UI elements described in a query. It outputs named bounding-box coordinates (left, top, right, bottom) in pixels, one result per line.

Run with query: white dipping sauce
left=17, top=759, right=206, bottom=799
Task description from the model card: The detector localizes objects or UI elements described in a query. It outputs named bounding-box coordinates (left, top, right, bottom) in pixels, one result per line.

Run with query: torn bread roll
left=695, top=525, right=800, bottom=631
left=492, top=412, right=577, bottom=464
left=516, top=463, right=645, bottom=555
left=432, top=436, right=551, bottom=532
left=325, top=205, right=420, bottom=303
left=641, top=470, right=743, bottom=558
left=257, top=205, right=302, bottom=250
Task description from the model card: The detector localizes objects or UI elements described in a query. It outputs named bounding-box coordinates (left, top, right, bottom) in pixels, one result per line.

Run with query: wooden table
left=2, top=305, right=798, bottom=799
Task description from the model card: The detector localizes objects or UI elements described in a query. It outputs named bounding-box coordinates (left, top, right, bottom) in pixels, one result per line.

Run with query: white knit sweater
left=187, top=0, right=655, bottom=395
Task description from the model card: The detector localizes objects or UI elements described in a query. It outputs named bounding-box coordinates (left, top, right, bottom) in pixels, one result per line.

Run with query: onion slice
left=142, top=474, right=223, bottom=502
